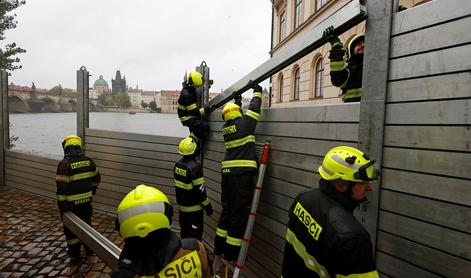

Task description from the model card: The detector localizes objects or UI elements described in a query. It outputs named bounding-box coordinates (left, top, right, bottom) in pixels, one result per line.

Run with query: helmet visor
left=354, top=159, right=378, bottom=181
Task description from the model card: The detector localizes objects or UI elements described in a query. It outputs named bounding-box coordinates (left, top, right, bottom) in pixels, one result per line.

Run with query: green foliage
left=8, top=122, right=18, bottom=148
left=141, top=100, right=148, bottom=109
left=98, top=93, right=113, bottom=106
left=0, top=0, right=26, bottom=72
left=47, top=85, right=76, bottom=96
left=116, top=91, right=131, bottom=108
left=149, top=100, right=158, bottom=112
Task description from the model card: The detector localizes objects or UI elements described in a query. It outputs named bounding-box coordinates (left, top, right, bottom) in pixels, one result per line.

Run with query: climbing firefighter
left=178, top=70, right=214, bottom=141
left=323, top=26, right=365, bottom=102
left=111, top=184, right=211, bottom=278
left=281, top=146, right=379, bottom=278
left=174, top=136, right=213, bottom=240
left=213, top=82, right=263, bottom=271
left=56, top=135, right=101, bottom=264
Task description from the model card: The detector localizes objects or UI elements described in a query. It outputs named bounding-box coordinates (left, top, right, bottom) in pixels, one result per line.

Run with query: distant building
left=127, top=86, right=143, bottom=108
left=111, top=70, right=127, bottom=95
left=142, top=91, right=157, bottom=107
left=160, top=90, right=179, bottom=113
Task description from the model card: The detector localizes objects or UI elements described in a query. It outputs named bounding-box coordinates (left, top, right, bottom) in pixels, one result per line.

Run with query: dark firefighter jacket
left=221, top=91, right=262, bottom=176
left=177, top=86, right=206, bottom=126
left=111, top=229, right=211, bottom=278
left=56, top=146, right=101, bottom=213
left=173, top=156, right=210, bottom=213
left=329, top=38, right=363, bottom=103
left=282, top=179, right=378, bottom=278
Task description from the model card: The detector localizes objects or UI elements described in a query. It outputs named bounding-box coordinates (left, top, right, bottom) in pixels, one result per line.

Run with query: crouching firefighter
left=111, top=184, right=212, bottom=278
left=56, top=135, right=101, bottom=264
left=281, top=146, right=379, bottom=278
left=178, top=70, right=214, bottom=142
left=213, top=82, right=263, bottom=271
left=174, top=136, right=213, bottom=240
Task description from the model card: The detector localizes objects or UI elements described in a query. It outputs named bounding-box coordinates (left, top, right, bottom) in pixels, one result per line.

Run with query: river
left=9, top=112, right=187, bottom=159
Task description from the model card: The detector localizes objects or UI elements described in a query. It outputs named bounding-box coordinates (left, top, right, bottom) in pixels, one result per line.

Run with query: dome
left=94, top=75, right=109, bottom=88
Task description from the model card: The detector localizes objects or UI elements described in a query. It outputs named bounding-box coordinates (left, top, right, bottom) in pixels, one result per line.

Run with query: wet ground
left=0, top=187, right=123, bottom=277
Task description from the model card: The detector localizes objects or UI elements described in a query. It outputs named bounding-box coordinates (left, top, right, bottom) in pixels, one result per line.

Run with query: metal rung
left=210, top=0, right=367, bottom=109
left=63, top=212, right=121, bottom=270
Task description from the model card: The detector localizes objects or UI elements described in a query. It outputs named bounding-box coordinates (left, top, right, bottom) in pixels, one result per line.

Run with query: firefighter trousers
left=214, top=172, right=255, bottom=261
left=62, top=204, right=92, bottom=258
left=179, top=210, right=204, bottom=241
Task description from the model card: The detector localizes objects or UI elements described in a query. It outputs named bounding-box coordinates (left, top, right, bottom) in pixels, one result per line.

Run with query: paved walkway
left=0, top=187, right=123, bottom=277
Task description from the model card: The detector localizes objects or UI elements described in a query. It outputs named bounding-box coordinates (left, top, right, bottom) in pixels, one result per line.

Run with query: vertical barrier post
left=0, top=70, right=7, bottom=186
left=77, top=66, right=89, bottom=143
left=357, top=0, right=393, bottom=249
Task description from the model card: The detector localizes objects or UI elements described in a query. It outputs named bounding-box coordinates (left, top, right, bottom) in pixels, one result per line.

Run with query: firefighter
left=56, top=135, right=101, bottom=264
left=111, top=184, right=211, bottom=278
left=323, top=26, right=365, bottom=102
left=178, top=70, right=214, bottom=141
left=281, top=146, right=379, bottom=278
left=174, top=136, right=213, bottom=240
left=213, top=82, right=263, bottom=271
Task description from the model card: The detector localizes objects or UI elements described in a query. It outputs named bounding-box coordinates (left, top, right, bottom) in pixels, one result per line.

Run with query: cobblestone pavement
left=0, top=187, right=124, bottom=277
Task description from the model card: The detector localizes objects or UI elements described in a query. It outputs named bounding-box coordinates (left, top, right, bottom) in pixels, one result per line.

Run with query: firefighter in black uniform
left=178, top=70, right=214, bottom=141
left=281, top=146, right=379, bottom=278
left=213, top=83, right=263, bottom=271
left=323, top=26, right=365, bottom=102
left=56, top=135, right=100, bottom=264
left=112, top=184, right=211, bottom=278
left=174, top=136, right=213, bottom=240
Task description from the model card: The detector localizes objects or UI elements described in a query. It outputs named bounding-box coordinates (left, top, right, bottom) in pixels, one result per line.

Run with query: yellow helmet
left=116, top=184, right=173, bottom=239
left=318, top=146, right=377, bottom=182
left=186, top=71, right=203, bottom=87
left=179, top=136, right=197, bottom=156
left=62, top=135, right=82, bottom=149
left=222, top=103, right=242, bottom=122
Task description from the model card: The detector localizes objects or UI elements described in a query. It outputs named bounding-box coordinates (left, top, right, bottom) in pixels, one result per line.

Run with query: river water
left=9, top=112, right=187, bottom=159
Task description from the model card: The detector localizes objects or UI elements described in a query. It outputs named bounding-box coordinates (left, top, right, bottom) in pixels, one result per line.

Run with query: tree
left=141, top=100, right=148, bottom=109
left=116, top=91, right=131, bottom=109
left=0, top=1, right=26, bottom=72
left=149, top=100, right=157, bottom=111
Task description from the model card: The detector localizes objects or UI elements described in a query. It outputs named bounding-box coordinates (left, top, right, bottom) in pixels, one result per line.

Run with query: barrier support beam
left=0, top=70, right=8, bottom=186
left=77, top=66, right=89, bottom=141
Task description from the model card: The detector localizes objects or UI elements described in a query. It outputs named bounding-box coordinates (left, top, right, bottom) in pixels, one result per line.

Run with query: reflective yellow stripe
left=67, top=238, right=80, bottom=246
left=330, top=61, right=346, bottom=71
left=201, top=198, right=210, bottom=206
left=216, top=227, right=227, bottom=238
left=192, top=177, right=205, bottom=186
left=339, top=68, right=351, bottom=89
left=221, top=160, right=257, bottom=169
left=226, top=236, right=242, bottom=246
left=253, top=92, right=262, bottom=98
left=57, top=195, right=67, bottom=201
left=66, top=191, right=93, bottom=201
left=179, top=115, right=198, bottom=122
left=336, top=271, right=379, bottom=278
left=186, top=103, right=197, bottom=111
left=224, top=135, right=256, bottom=149
left=199, top=107, right=205, bottom=116
left=56, top=171, right=97, bottom=183
left=177, top=204, right=203, bottom=212
left=285, top=228, right=329, bottom=277
left=245, top=110, right=260, bottom=121
left=342, top=88, right=362, bottom=101
left=178, top=104, right=186, bottom=110
left=174, top=180, right=193, bottom=190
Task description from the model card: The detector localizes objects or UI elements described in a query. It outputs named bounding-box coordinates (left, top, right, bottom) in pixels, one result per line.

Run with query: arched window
left=293, top=68, right=300, bottom=100
left=278, top=74, right=284, bottom=103
left=315, top=58, right=324, bottom=98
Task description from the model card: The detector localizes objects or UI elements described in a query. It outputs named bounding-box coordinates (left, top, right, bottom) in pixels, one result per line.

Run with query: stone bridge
left=8, top=91, right=98, bottom=113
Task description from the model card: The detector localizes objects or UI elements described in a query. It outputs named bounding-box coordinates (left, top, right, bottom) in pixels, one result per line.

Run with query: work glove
left=251, top=83, right=262, bottom=93
left=233, top=92, right=242, bottom=107
left=203, top=203, right=213, bottom=216
left=203, top=104, right=215, bottom=114
left=323, top=26, right=343, bottom=49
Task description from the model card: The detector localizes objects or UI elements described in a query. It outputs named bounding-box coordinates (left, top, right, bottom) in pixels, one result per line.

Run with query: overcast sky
left=5, top=0, right=272, bottom=92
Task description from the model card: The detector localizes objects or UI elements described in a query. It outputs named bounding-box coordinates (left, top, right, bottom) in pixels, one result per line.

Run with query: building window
left=279, top=11, right=286, bottom=42
left=279, top=74, right=284, bottom=103
left=315, top=58, right=324, bottom=98
left=293, top=68, right=300, bottom=100
left=294, top=0, right=302, bottom=29
left=316, top=0, right=327, bottom=11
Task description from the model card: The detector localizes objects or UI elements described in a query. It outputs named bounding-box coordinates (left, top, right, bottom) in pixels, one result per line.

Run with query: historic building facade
left=111, top=70, right=127, bottom=95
